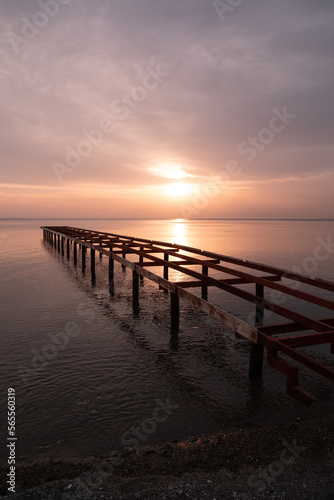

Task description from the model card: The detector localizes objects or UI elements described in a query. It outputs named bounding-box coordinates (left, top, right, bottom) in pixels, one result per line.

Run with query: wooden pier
left=41, top=226, right=334, bottom=405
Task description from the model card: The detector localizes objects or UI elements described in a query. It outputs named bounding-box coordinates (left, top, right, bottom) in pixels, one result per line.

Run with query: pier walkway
left=41, top=226, right=334, bottom=405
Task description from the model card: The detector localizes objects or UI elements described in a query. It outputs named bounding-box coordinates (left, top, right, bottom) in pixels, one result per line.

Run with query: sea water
left=0, top=219, right=333, bottom=462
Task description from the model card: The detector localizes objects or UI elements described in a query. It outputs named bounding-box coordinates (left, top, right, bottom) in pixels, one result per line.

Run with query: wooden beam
left=176, top=275, right=281, bottom=288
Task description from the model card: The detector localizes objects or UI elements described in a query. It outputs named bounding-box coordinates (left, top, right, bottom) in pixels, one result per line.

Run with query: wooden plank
left=259, top=317, right=334, bottom=335
left=131, top=247, right=334, bottom=333
left=274, top=331, right=334, bottom=347
left=265, top=337, right=334, bottom=382
left=154, top=247, right=334, bottom=311
left=137, top=259, right=206, bottom=267
left=177, top=275, right=282, bottom=288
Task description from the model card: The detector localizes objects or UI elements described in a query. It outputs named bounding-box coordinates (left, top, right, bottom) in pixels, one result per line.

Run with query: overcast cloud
left=0, top=0, right=333, bottom=217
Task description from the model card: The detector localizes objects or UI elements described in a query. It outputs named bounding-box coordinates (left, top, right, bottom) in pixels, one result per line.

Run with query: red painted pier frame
left=41, top=226, right=334, bottom=406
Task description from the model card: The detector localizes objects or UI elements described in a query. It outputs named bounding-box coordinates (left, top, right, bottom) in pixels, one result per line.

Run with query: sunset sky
left=1, top=0, right=333, bottom=219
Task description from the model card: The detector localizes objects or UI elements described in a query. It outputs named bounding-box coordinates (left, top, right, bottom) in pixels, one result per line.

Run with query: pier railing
left=41, top=226, right=334, bottom=405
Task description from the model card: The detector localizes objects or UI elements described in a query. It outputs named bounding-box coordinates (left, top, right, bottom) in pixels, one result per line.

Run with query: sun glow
left=148, top=163, right=194, bottom=180
left=164, top=182, right=195, bottom=196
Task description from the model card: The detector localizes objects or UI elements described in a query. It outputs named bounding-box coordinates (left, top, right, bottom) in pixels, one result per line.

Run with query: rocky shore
left=1, top=412, right=334, bottom=499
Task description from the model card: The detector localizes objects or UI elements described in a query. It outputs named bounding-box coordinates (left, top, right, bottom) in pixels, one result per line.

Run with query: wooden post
left=61, top=237, right=64, bottom=256
left=249, top=284, right=264, bottom=378
left=159, top=253, right=169, bottom=290
left=74, top=242, right=77, bottom=265
left=164, top=253, right=169, bottom=280
left=82, top=245, right=86, bottom=272
left=170, top=291, right=179, bottom=332
left=109, top=255, right=114, bottom=296
left=139, top=247, right=144, bottom=282
left=122, top=250, right=126, bottom=271
left=202, top=265, right=208, bottom=301
left=67, top=239, right=70, bottom=259
left=54, top=233, right=57, bottom=249
left=132, top=270, right=139, bottom=310
left=57, top=235, right=60, bottom=252
left=99, top=252, right=102, bottom=259
left=91, top=248, right=96, bottom=283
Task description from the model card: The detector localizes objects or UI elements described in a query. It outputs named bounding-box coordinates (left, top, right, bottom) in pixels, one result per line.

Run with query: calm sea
left=1, top=219, right=334, bottom=463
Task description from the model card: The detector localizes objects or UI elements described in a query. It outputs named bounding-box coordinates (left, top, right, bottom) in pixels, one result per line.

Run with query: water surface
left=1, top=219, right=334, bottom=462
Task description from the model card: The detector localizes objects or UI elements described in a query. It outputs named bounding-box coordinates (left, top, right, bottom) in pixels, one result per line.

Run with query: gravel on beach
left=1, top=411, right=334, bottom=500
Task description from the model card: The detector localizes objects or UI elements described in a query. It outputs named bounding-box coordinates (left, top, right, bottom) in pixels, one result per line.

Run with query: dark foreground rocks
left=1, top=412, right=334, bottom=499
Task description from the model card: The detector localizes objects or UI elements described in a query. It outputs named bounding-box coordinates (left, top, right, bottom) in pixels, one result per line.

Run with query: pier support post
left=249, top=284, right=264, bottom=378
left=139, top=247, right=144, bottom=282
left=74, top=242, right=77, bottom=265
left=202, top=265, right=208, bottom=300
left=54, top=233, right=57, bottom=249
left=170, top=291, right=179, bottom=332
left=99, top=252, right=102, bottom=259
left=61, top=237, right=64, bottom=256
left=159, top=253, right=169, bottom=290
left=67, top=239, right=70, bottom=259
left=132, top=270, right=139, bottom=311
left=122, top=250, right=126, bottom=271
left=164, top=253, right=169, bottom=280
left=109, top=254, right=114, bottom=296
left=82, top=245, right=86, bottom=272
left=57, top=235, right=60, bottom=252
left=91, top=248, right=96, bottom=284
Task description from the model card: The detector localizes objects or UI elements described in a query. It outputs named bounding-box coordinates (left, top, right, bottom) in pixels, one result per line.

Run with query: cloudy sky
left=1, top=0, right=333, bottom=218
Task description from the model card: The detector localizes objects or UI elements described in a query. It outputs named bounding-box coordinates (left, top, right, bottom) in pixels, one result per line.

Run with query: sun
left=165, top=182, right=194, bottom=196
